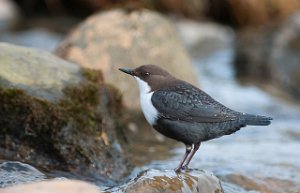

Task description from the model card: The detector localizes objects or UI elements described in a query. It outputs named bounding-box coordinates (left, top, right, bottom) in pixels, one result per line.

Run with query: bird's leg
left=182, top=142, right=201, bottom=170
left=175, top=144, right=192, bottom=173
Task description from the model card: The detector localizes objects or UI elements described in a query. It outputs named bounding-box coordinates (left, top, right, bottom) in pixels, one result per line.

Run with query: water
left=0, top=161, right=46, bottom=188
left=0, top=28, right=63, bottom=51
left=149, top=47, right=300, bottom=192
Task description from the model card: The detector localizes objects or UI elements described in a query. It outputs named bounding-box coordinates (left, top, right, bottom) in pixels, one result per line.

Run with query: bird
left=119, top=64, right=272, bottom=172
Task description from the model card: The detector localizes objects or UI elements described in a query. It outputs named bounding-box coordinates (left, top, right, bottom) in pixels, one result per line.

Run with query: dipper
left=119, top=64, right=272, bottom=172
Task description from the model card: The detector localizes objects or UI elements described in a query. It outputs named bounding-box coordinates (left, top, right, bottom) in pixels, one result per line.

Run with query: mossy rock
left=55, top=9, right=198, bottom=109
left=0, top=43, right=132, bottom=183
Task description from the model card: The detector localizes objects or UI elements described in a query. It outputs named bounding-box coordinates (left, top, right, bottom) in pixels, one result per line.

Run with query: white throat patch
left=134, top=77, right=159, bottom=125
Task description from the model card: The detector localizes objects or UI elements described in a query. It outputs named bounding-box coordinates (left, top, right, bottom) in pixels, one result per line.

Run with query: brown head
left=119, top=64, right=177, bottom=91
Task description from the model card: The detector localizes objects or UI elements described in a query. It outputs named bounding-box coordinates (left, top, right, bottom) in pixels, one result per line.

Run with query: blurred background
left=1, top=0, right=300, bottom=193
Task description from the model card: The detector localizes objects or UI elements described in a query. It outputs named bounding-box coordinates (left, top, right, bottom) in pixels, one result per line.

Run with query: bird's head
left=119, top=64, right=175, bottom=91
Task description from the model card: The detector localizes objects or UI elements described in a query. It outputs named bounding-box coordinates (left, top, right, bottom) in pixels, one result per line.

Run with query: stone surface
left=220, top=173, right=299, bottom=193
left=55, top=9, right=198, bottom=109
left=0, top=180, right=102, bottom=193
left=269, top=12, right=300, bottom=100
left=0, top=42, right=82, bottom=102
left=234, top=13, right=300, bottom=102
left=0, top=161, right=46, bottom=188
left=109, top=169, right=224, bottom=193
left=176, top=19, right=234, bottom=58
left=0, top=43, right=131, bottom=183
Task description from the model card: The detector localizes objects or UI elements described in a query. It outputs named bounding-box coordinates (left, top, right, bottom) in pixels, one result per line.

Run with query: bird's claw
left=175, top=167, right=181, bottom=173
left=181, top=165, right=191, bottom=171
left=175, top=165, right=191, bottom=173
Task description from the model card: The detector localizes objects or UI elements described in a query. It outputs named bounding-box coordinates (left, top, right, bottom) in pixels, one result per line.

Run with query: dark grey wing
left=151, top=84, right=237, bottom=123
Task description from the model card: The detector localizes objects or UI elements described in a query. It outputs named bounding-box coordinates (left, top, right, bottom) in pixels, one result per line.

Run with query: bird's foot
left=181, top=165, right=191, bottom=171
left=174, top=165, right=191, bottom=173
left=174, top=167, right=182, bottom=173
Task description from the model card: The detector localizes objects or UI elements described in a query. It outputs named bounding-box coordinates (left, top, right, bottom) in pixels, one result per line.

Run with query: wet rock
left=234, top=13, right=300, bottom=102
left=111, top=169, right=224, bottom=193
left=0, top=161, right=46, bottom=188
left=234, top=28, right=274, bottom=82
left=176, top=19, right=234, bottom=58
left=0, top=43, right=131, bottom=183
left=220, top=173, right=298, bottom=193
left=55, top=9, right=198, bottom=109
left=269, top=13, right=300, bottom=100
left=0, top=179, right=102, bottom=193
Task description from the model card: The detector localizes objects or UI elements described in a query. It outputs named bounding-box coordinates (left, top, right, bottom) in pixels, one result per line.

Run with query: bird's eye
left=144, top=72, right=150, bottom=76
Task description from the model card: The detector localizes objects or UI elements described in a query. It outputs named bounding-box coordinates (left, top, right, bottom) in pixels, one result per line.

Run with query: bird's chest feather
left=134, top=77, right=159, bottom=125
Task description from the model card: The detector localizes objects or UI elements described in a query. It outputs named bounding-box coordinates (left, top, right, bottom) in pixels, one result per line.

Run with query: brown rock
left=55, top=9, right=198, bottom=109
left=0, top=180, right=101, bottom=193
left=115, top=169, right=224, bottom=193
left=222, top=173, right=298, bottom=193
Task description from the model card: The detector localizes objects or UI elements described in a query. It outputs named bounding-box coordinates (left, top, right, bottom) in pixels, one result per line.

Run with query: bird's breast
left=140, top=91, right=159, bottom=125
left=134, top=76, right=159, bottom=125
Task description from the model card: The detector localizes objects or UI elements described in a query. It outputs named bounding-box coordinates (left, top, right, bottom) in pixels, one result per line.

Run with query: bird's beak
left=119, top=68, right=135, bottom=76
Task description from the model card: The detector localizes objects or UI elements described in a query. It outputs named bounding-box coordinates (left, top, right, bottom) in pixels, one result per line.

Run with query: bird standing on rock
left=119, top=64, right=272, bottom=172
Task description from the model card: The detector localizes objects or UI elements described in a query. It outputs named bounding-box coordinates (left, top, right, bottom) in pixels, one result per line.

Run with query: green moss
left=60, top=80, right=103, bottom=134
left=57, top=68, right=109, bottom=134
left=0, top=86, right=65, bottom=163
left=82, top=68, right=104, bottom=83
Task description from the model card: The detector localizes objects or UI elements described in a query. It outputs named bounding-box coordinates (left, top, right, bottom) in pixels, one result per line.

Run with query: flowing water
left=147, top=47, right=300, bottom=192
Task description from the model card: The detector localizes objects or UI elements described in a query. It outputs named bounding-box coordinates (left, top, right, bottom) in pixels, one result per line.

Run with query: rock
left=110, top=169, right=224, bottom=193
left=0, top=180, right=101, bottom=193
left=55, top=9, right=198, bottom=109
left=0, top=42, right=82, bottom=102
left=234, top=28, right=273, bottom=81
left=0, top=161, right=46, bottom=188
left=220, top=173, right=299, bottom=193
left=0, top=0, right=20, bottom=31
left=175, top=19, right=234, bottom=58
left=234, top=13, right=300, bottom=102
left=269, top=13, right=300, bottom=100
left=0, top=43, right=131, bottom=183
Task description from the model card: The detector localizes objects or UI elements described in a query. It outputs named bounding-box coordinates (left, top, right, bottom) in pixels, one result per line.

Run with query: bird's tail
left=241, top=114, right=272, bottom=126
